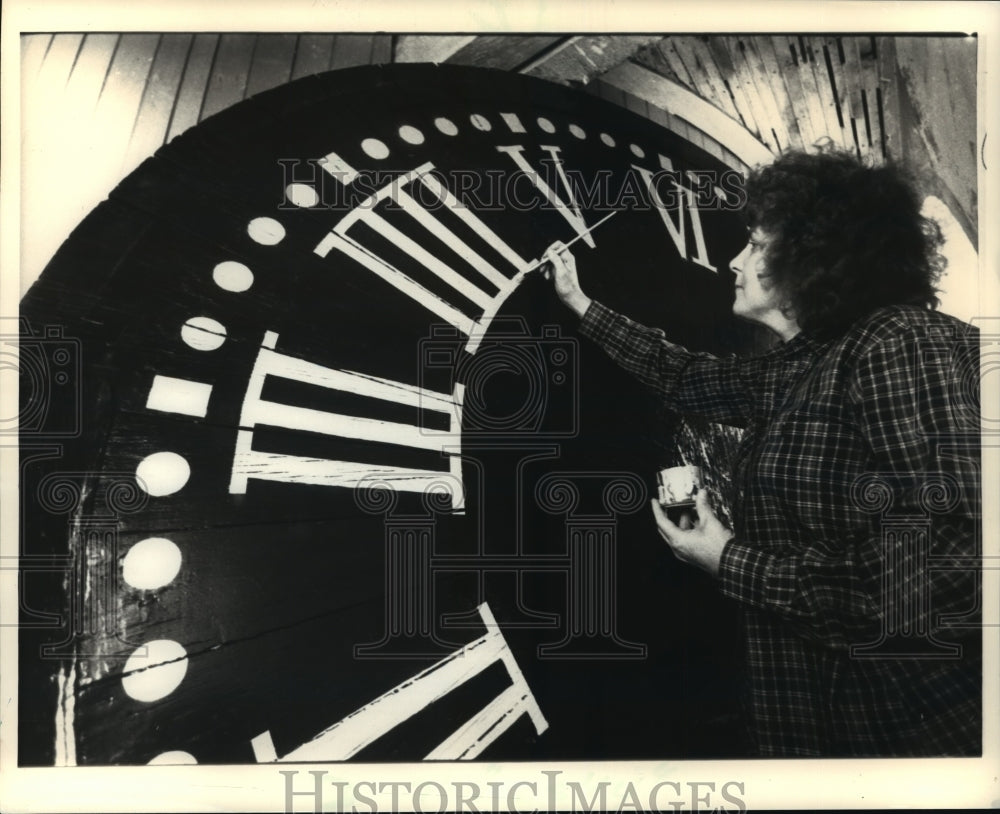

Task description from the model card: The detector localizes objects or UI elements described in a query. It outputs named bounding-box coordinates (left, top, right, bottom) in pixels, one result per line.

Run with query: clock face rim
left=18, top=62, right=757, bottom=767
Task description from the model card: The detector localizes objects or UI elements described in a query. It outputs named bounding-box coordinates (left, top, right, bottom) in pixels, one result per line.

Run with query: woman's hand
left=539, top=240, right=592, bottom=318
left=650, top=489, right=734, bottom=578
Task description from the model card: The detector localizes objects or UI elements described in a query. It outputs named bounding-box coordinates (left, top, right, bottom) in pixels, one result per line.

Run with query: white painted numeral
left=314, top=157, right=530, bottom=341
left=632, top=160, right=716, bottom=272
left=496, top=144, right=597, bottom=249
left=230, top=331, right=464, bottom=508
left=251, top=602, right=547, bottom=761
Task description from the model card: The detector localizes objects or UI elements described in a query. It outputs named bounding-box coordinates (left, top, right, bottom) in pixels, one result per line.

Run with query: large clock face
left=19, top=64, right=764, bottom=765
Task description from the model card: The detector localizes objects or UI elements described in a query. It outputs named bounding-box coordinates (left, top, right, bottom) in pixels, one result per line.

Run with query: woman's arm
left=541, top=241, right=757, bottom=427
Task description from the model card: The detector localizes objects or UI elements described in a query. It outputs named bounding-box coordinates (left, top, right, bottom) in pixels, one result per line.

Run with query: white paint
left=314, top=161, right=528, bottom=340
left=600, top=132, right=616, bottom=147
left=496, top=144, right=597, bottom=248
left=230, top=332, right=464, bottom=508
left=181, top=316, right=227, bottom=351
left=136, top=452, right=190, bottom=497
left=434, top=117, right=458, bottom=136
left=537, top=117, right=556, bottom=134
left=500, top=113, right=526, bottom=133
left=251, top=603, right=546, bottom=762
left=569, top=124, right=586, bottom=140
left=630, top=143, right=646, bottom=158
left=631, top=163, right=716, bottom=272
left=122, top=537, right=182, bottom=590
left=147, top=751, right=197, bottom=765
left=121, top=640, right=188, bottom=702
left=146, top=374, right=213, bottom=418
left=469, top=114, right=492, bottom=131
left=212, top=260, right=254, bottom=292
left=247, top=216, right=286, bottom=245
left=319, top=151, right=359, bottom=184
left=285, top=183, right=319, bottom=208
left=399, top=125, right=424, bottom=145
left=361, top=138, right=390, bottom=159
left=54, top=663, right=77, bottom=767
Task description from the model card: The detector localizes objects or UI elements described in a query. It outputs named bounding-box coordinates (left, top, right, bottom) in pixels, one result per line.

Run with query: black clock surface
left=19, top=63, right=766, bottom=766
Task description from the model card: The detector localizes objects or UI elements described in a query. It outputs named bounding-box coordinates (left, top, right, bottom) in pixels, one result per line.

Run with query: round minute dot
left=148, top=751, right=198, bottom=765
left=399, top=125, right=424, bottom=145
left=136, top=452, right=191, bottom=497
left=285, top=183, right=320, bottom=208
left=569, top=124, right=586, bottom=140
left=434, top=117, right=458, bottom=136
left=123, top=537, right=182, bottom=590
left=181, top=316, right=227, bottom=351
left=247, top=217, right=285, bottom=245
left=537, top=117, right=556, bottom=134
left=361, top=138, right=390, bottom=159
left=469, top=114, right=491, bottom=131
left=630, top=143, right=646, bottom=159
left=600, top=132, right=616, bottom=147
left=121, top=639, right=189, bottom=702
left=212, top=261, right=254, bottom=293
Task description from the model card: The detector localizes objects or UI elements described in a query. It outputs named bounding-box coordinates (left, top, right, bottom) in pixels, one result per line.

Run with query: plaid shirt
left=580, top=300, right=981, bottom=757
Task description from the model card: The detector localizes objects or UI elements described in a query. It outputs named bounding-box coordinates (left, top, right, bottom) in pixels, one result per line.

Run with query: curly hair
left=743, top=147, right=945, bottom=338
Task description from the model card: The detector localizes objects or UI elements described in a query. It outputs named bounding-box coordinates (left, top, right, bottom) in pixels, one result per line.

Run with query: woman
left=541, top=148, right=980, bottom=757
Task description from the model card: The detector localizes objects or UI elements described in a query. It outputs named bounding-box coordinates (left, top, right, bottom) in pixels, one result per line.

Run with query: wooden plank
left=630, top=38, right=685, bottom=87
left=789, top=35, right=838, bottom=150
left=393, top=35, right=475, bottom=65
left=723, top=36, right=781, bottom=152
left=200, top=32, right=255, bottom=120
left=822, top=35, right=865, bottom=153
left=829, top=36, right=867, bottom=156
left=245, top=33, right=296, bottom=98
left=675, top=36, right=742, bottom=123
left=124, top=34, right=193, bottom=168
left=847, top=35, right=883, bottom=158
left=751, top=36, right=802, bottom=151
left=290, top=34, right=335, bottom=80
left=770, top=35, right=822, bottom=150
left=874, top=36, right=903, bottom=160
left=801, top=35, right=851, bottom=151
left=445, top=35, right=562, bottom=71
left=330, top=34, right=375, bottom=70
left=166, top=33, right=219, bottom=141
left=659, top=37, right=697, bottom=90
left=669, top=37, right=722, bottom=110
left=705, top=36, right=763, bottom=139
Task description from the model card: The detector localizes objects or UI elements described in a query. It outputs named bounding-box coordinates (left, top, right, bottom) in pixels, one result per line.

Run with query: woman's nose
left=730, top=243, right=750, bottom=273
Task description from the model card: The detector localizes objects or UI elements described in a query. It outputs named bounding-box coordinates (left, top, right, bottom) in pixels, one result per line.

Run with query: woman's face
left=730, top=227, right=788, bottom=330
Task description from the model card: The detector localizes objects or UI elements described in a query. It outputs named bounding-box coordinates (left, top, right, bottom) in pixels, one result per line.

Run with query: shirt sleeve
left=716, top=321, right=980, bottom=649
left=579, top=299, right=758, bottom=427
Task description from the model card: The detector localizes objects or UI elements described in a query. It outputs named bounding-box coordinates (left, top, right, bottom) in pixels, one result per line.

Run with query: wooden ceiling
left=19, top=32, right=979, bottom=294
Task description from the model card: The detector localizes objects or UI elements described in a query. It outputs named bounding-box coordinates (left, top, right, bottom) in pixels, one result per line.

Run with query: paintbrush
left=528, top=210, right=618, bottom=274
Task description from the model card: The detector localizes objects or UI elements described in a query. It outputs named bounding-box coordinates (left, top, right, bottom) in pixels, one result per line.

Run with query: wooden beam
left=445, top=35, right=565, bottom=72
left=394, top=35, right=476, bottom=64
left=600, top=61, right=773, bottom=168
left=522, top=35, right=661, bottom=83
